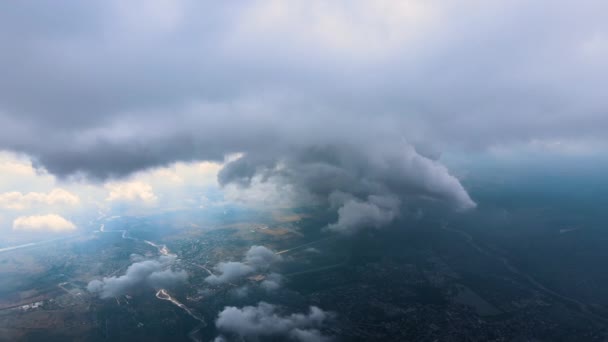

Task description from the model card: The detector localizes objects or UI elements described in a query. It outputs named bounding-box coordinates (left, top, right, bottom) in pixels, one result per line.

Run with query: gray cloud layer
left=215, top=302, right=333, bottom=342
left=87, top=255, right=187, bottom=298
left=1, top=1, right=606, bottom=227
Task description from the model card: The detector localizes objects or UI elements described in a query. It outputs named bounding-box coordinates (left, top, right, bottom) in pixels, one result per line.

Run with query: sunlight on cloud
left=0, top=150, right=230, bottom=228
left=0, top=152, right=58, bottom=195
left=103, top=160, right=225, bottom=211
left=105, top=181, right=158, bottom=204
left=143, top=161, right=223, bottom=188
left=12, top=214, right=77, bottom=233
left=0, top=151, right=232, bottom=240
left=0, top=152, right=36, bottom=176
left=0, top=189, right=80, bottom=210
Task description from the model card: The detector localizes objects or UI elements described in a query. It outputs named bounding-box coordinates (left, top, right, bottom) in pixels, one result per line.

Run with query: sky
left=0, top=0, right=607, bottom=240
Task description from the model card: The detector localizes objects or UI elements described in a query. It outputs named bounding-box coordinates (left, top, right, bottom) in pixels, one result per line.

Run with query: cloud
left=215, top=302, right=333, bottom=342
left=0, top=151, right=227, bottom=242
left=105, top=181, right=157, bottom=204
left=327, top=194, right=400, bottom=234
left=87, top=255, right=187, bottom=298
left=205, top=246, right=282, bottom=285
left=0, top=151, right=36, bottom=177
left=0, top=188, right=79, bottom=210
left=205, top=261, right=254, bottom=286
left=260, top=273, right=284, bottom=292
left=0, top=152, right=63, bottom=199
left=3, top=0, right=607, bottom=228
left=12, top=214, right=76, bottom=233
left=0, top=1, right=604, bottom=167
left=220, top=143, right=475, bottom=232
left=229, top=285, right=251, bottom=299
left=245, top=245, right=283, bottom=269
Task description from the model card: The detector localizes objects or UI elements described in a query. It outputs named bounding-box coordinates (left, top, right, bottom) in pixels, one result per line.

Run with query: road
left=155, top=289, right=206, bottom=325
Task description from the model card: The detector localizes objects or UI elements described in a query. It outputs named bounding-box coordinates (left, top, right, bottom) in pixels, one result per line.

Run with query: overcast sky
left=0, top=1, right=607, bottom=238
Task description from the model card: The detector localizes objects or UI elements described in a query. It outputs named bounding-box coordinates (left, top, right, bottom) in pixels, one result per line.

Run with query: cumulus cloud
left=0, top=151, right=36, bottom=177
left=105, top=181, right=157, bottom=204
left=245, top=245, right=283, bottom=269
left=205, top=261, right=255, bottom=286
left=205, top=246, right=282, bottom=286
left=326, top=193, right=400, bottom=234
left=215, top=302, right=333, bottom=342
left=229, top=285, right=251, bottom=299
left=12, top=214, right=76, bottom=233
left=87, top=255, right=187, bottom=298
left=260, top=273, right=284, bottom=292
left=0, top=188, right=79, bottom=210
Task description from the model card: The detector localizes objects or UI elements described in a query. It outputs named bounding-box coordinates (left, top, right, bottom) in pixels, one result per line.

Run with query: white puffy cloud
left=205, top=261, right=255, bottom=286
left=136, top=160, right=223, bottom=189
left=0, top=151, right=36, bottom=176
left=0, top=188, right=79, bottom=210
left=327, top=194, right=400, bottom=234
left=87, top=255, right=187, bottom=298
left=12, top=214, right=76, bottom=233
left=215, top=302, right=333, bottom=342
left=245, top=245, right=283, bottom=269
left=205, top=246, right=283, bottom=286
left=105, top=181, right=157, bottom=203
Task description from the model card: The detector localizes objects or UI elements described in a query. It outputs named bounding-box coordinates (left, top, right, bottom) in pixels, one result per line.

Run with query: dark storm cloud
left=214, top=302, right=333, bottom=342
left=87, top=255, right=187, bottom=298
left=1, top=1, right=607, bottom=225
left=219, top=143, right=476, bottom=231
